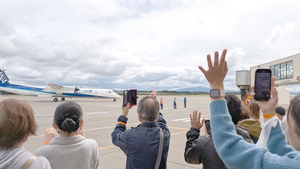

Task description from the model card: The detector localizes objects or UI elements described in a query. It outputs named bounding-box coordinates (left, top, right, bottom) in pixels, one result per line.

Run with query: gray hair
left=137, top=96, right=159, bottom=122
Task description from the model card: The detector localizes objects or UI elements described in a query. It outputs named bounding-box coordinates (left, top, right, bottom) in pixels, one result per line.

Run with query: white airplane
left=0, top=68, right=121, bottom=102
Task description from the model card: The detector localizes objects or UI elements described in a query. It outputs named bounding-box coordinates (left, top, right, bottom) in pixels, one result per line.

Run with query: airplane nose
left=115, top=93, right=121, bottom=99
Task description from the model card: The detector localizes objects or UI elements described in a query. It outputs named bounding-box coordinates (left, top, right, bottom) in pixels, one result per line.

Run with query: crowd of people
left=1, top=49, right=300, bottom=169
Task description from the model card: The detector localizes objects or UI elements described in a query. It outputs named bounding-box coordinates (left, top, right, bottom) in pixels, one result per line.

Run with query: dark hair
left=287, top=94, right=300, bottom=135
left=225, top=94, right=242, bottom=124
left=275, top=106, right=286, bottom=116
left=53, top=101, right=83, bottom=133
left=0, top=98, right=38, bottom=149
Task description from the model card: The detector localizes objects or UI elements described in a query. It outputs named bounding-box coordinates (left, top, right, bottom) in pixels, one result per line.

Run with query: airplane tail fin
left=0, top=69, right=10, bottom=86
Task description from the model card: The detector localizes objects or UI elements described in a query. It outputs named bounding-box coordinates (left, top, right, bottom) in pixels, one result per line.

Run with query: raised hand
left=45, top=127, right=56, bottom=143
left=198, top=49, right=228, bottom=90
left=190, top=110, right=205, bottom=130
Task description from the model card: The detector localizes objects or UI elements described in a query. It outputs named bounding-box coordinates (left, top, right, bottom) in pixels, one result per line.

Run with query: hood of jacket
left=234, top=125, right=254, bottom=143
left=238, top=119, right=262, bottom=138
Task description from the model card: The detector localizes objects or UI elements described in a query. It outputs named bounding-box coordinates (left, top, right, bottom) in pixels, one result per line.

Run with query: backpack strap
left=20, top=154, right=38, bottom=169
left=154, top=128, right=164, bottom=169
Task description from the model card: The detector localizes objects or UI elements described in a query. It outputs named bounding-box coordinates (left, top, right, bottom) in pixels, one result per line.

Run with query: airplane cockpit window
left=108, top=91, right=112, bottom=93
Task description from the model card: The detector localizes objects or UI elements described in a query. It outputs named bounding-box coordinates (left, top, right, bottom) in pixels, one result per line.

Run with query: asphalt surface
left=1, top=95, right=214, bottom=169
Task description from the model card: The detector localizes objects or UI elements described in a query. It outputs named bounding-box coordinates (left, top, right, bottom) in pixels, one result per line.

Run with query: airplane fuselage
left=0, top=84, right=121, bottom=99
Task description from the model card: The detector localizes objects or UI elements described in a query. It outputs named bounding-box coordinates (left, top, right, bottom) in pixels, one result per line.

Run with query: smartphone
left=254, top=69, right=272, bottom=101
left=205, top=120, right=211, bottom=136
left=123, top=89, right=137, bottom=107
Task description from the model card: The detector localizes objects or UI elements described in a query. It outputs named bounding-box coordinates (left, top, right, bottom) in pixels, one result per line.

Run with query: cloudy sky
left=1, top=0, right=300, bottom=92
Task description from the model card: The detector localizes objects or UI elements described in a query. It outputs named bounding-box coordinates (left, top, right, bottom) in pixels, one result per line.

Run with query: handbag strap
left=154, top=128, right=164, bottom=169
left=20, top=154, right=38, bottom=169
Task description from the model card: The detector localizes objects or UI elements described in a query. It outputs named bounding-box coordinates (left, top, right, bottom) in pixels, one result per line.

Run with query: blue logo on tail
left=0, top=70, right=9, bottom=85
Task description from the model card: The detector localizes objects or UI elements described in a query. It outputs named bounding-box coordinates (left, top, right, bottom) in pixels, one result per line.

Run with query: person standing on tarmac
left=174, top=97, right=177, bottom=109
left=184, top=97, right=187, bottom=108
left=160, top=97, right=163, bottom=110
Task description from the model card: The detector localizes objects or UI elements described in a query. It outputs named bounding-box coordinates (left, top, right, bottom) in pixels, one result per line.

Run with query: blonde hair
left=249, top=102, right=260, bottom=120
left=0, top=98, right=37, bottom=149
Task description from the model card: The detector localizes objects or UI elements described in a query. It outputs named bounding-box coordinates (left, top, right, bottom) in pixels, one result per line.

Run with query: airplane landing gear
left=113, top=99, right=116, bottom=102
left=53, top=98, right=58, bottom=102
left=61, top=97, right=65, bottom=101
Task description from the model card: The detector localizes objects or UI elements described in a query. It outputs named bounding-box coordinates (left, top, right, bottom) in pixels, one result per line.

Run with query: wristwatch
left=210, top=89, right=225, bottom=98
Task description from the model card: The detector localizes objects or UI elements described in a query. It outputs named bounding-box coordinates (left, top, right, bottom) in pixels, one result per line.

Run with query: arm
left=184, top=110, right=206, bottom=164
left=111, top=115, right=129, bottom=153
left=184, top=127, right=202, bottom=164
left=267, top=121, right=297, bottom=157
left=111, top=104, right=132, bottom=153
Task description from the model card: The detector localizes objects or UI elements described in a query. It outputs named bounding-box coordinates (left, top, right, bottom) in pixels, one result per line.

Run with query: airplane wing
left=47, top=83, right=64, bottom=89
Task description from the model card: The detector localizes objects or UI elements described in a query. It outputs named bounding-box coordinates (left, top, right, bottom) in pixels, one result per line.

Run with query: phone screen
left=129, top=89, right=137, bottom=106
left=254, top=69, right=271, bottom=101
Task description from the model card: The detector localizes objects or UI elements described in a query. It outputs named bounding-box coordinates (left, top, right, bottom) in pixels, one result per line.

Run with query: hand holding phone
left=123, top=89, right=137, bottom=107
left=254, top=69, right=271, bottom=101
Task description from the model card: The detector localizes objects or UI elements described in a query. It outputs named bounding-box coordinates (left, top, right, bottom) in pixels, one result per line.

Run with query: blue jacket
left=210, top=100, right=300, bottom=169
left=111, top=113, right=170, bottom=169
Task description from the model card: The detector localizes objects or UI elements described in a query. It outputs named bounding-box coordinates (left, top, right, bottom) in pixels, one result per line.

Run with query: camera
left=123, top=89, right=137, bottom=107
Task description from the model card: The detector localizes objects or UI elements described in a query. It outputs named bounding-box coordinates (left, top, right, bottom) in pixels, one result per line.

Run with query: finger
left=198, top=66, right=207, bottom=74
left=200, top=118, right=205, bottom=126
left=214, top=51, right=219, bottom=67
left=197, top=111, right=201, bottom=122
left=219, top=49, right=227, bottom=64
left=250, top=86, right=255, bottom=96
left=223, top=61, right=228, bottom=73
left=271, top=86, right=278, bottom=100
left=193, top=110, right=197, bottom=120
left=271, top=76, right=275, bottom=90
left=190, top=113, right=192, bottom=121
left=207, top=54, right=212, bottom=69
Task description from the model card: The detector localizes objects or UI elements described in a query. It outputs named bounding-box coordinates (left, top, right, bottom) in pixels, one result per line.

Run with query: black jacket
left=184, top=125, right=253, bottom=169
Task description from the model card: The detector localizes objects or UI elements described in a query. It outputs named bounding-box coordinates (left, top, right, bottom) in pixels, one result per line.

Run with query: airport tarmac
left=1, top=95, right=214, bottom=169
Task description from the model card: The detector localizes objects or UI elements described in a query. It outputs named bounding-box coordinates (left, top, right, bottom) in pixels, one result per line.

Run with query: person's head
left=240, top=106, right=250, bottom=121
left=53, top=101, right=83, bottom=133
left=248, top=102, right=260, bottom=120
left=137, top=96, right=159, bottom=122
left=225, top=94, right=242, bottom=124
left=275, top=106, right=286, bottom=121
left=0, top=98, right=38, bottom=149
left=286, top=94, right=300, bottom=150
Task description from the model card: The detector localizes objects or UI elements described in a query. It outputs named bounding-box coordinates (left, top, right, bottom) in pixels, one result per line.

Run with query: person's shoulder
left=30, top=156, right=51, bottom=169
left=34, top=145, right=50, bottom=154
left=194, top=136, right=212, bottom=145
left=83, top=138, right=98, bottom=146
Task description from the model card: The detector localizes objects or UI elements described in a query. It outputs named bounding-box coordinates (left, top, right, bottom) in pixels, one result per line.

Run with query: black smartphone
left=123, top=89, right=137, bottom=107
left=254, top=69, right=272, bottom=101
left=205, top=120, right=211, bottom=136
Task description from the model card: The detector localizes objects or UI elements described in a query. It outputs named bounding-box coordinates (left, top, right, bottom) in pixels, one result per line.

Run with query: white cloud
left=1, top=0, right=300, bottom=91
left=265, top=22, right=295, bottom=48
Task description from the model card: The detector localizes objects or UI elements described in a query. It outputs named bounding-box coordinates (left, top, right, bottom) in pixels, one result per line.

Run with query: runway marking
left=172, top=118, right=208, bottom=123
left=98, top=145, right=116, bottom=150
